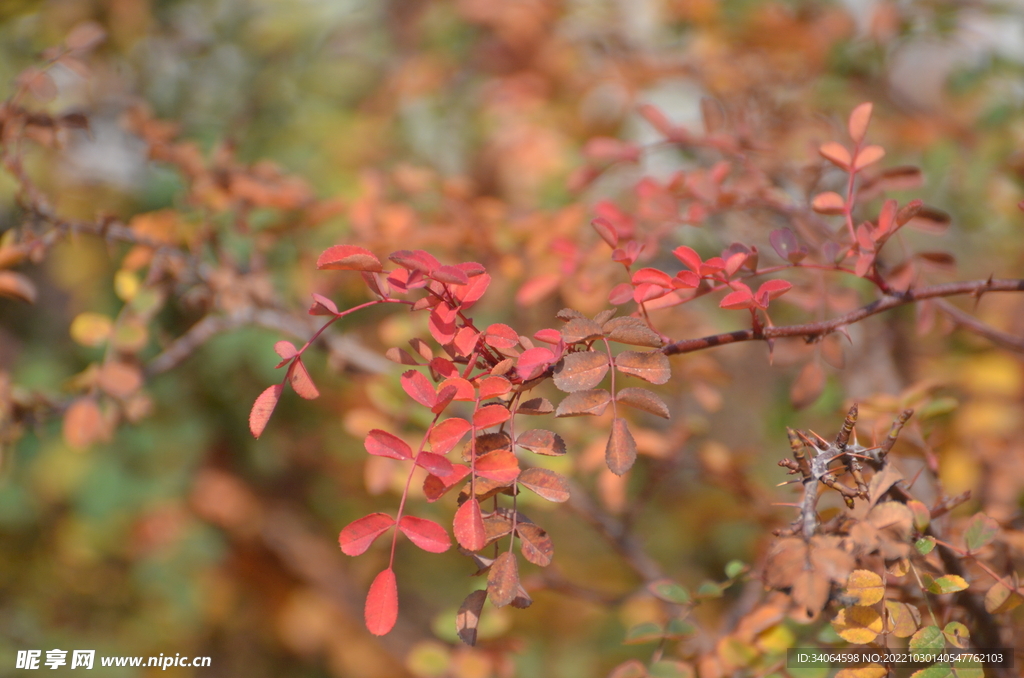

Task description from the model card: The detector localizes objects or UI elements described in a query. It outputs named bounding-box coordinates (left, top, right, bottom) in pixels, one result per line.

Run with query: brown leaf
left=561, top=317, right=603, bottom=343
left=482, top=510, right=514, bottom=543
left=553, top=351, right=609, bottom=392
left=606, top=417, right=637, bottom=475
left=614, top=351, right=670, bottom=384
left=511, top=584, right=533, bottom=609
left=792, top=570, right=830, bottom=615
left=487, top=552, right=520, bottom=608
left=517, top=522, right=554, bottom=566
left=790, top=361, right=825, bottom=410
left=555, top=389, right=611, bottom=417
left=63, top=398, right=104, bottom=450
left=456, top=589, right=487, bottom=646
left=616, top=387, right=669, bottom=418
left=0, top=271, right=37, bottom=303
left=98, top=361, right=143, bottom=398
left=602, top=317, right=663, bottom=348
left=517, top=467, right=570, bottom=502
left=515, top=429, right=565, bottom=456
left=764, top=538, right=807, bottom=589
left=517, top=397, right=554, bottom=415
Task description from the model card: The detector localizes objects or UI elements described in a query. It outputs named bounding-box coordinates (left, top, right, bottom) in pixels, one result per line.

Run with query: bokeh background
left=2, top=1, right=1024, bottom=676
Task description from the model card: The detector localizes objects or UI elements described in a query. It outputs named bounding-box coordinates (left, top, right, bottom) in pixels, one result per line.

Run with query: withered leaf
left=517, top=397, right=554, bottom=415
left=517, top=467, right=570, bottom=502
left=456, top=589, right=487, bottom=646
left=792, top=570, right=831, bottom=616
left=606, top=417, right=637, bottom=475
left=560, top=317, right=603, bottom=343
left=556, top=308, right=586, bottom=321
left=555, top=389, right=611, bottom=417
left=487, top=552, right=520, bottom=608
left=511, top=584, right=533, bottom=609
left=515, top=429, right=566, bottom=456
left=482, top=510, right=514, bottom=543
left=459, top=476, right=515, bottom=503
left=553, top=351, right=609, bottom=393
left=468, top=432, right=512, bottom=460
left=517, top=522, right=554, bottom=566
left=764, top=537, right=807, bottom=589
left=602, top=316, right=664, bottom=348
left=616, top=387, right=669, bottom=419
left=614, top=351, right=670, bottom=384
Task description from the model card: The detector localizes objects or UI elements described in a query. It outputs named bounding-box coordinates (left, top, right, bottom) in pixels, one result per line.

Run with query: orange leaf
left=811, top=191, right=846, bottom=215
left=853, top=145, right=885, bottom=171
left=848, top=102, right=873, bottom=144
left=819, top=142, right=852, bottom=170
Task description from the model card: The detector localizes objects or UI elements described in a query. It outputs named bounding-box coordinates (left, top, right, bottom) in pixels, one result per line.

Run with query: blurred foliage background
left=1, top=0, right=1024, bottom=676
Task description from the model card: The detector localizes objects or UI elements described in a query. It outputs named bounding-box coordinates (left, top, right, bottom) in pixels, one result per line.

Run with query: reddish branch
left=662, top=278, right=1024, bottom=356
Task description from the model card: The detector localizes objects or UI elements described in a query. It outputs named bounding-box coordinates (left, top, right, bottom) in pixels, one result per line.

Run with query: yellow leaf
left=832, top=605, right=882, bottom=644
left=846, top=569, right=884, bottom=605
left=837, top=664, right=887, bottom=678
left=70, top=312, right=113, bottom=347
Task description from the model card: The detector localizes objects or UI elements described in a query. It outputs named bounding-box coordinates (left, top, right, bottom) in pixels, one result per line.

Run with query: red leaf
left=428, top=304, right=457, bottom=345
left=592, top=217, right=619, bottom=248
left=719, top=283, right=754, bottom=310
left=819, top=142, right=852, bottom=170
left=672, top=246, right=702, bottom=272
left=633, top=282, right=668, bottom=303
left=878, top=198, right=898, bottom=235
left=474, top=404, right=511, bottom=430
left=365, top=568, right=399, bottom=636
left=533, top=328, right=562, bottom=344
left=454, top=272, right=490, bottom=308
left=401, top=370, right=436, bottom=408
left=485, top=323, right=520, bottom=349
left=365, top=429, right=413, bottom=460
left=316, top=245, right=382, bottom=272
left=516, top=347, right=556, bottom=380
left=475, top=449, right=520, bottom=483
left=608, top=283, right=634, bottom=305
left=339, top=513, right=396, bottom=556
left=452, top=327, right=480, bottom=357
left=423, top=464, right=471, bottom=502
left=308, top=293, right=339, bottom=316
left=429, top=418, right=472, bottom=455
left=398, top=515, right=451, bottom=553
left=755, top=279, right=793, bottom=308
left=431, top=265, right=470, bottom=285
left=429, top=357, right=458, bottom=380
left=389, top=249, right=440, bottom=273
left=249, top=384, right=282, bottom=438
left=631, top=267, right=672, bottom=288
left=274, top=341, right=298, bottom=360
left=454, top=498, right=486, bottom=551
left=287, top=358, right=320, bottom=399
left=431, top=385, right=458, bottom=415
left=416, top=451, right=454, bottom=476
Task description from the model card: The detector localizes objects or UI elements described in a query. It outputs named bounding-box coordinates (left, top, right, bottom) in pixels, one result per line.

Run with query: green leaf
left=963, top=513, right=999, bottom=552
left=623, top=621, right=664, bottom=644
left=909, top=625, right=944, bottom=653
left=696, top=581, right=724, bottom=598
left=921, top=574, right=968, bottom=595
left=665, top=618, right=695, bottom=638
left=647, top=578, right=691, bottom=604
left=915, top=536, right=936, bottom=555
left=942, top=621, right=969, bottom=648
left=909, top=664, right=952, bottom=678
left=725, top=559, right=747, bottom=579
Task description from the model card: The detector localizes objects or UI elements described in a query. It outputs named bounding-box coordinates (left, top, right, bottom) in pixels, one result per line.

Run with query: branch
left=934, top=298, right=1024, bottom=354
left=662, top=278, right=1024, bottom=356
left=146, top=307, right=391, bottom=377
